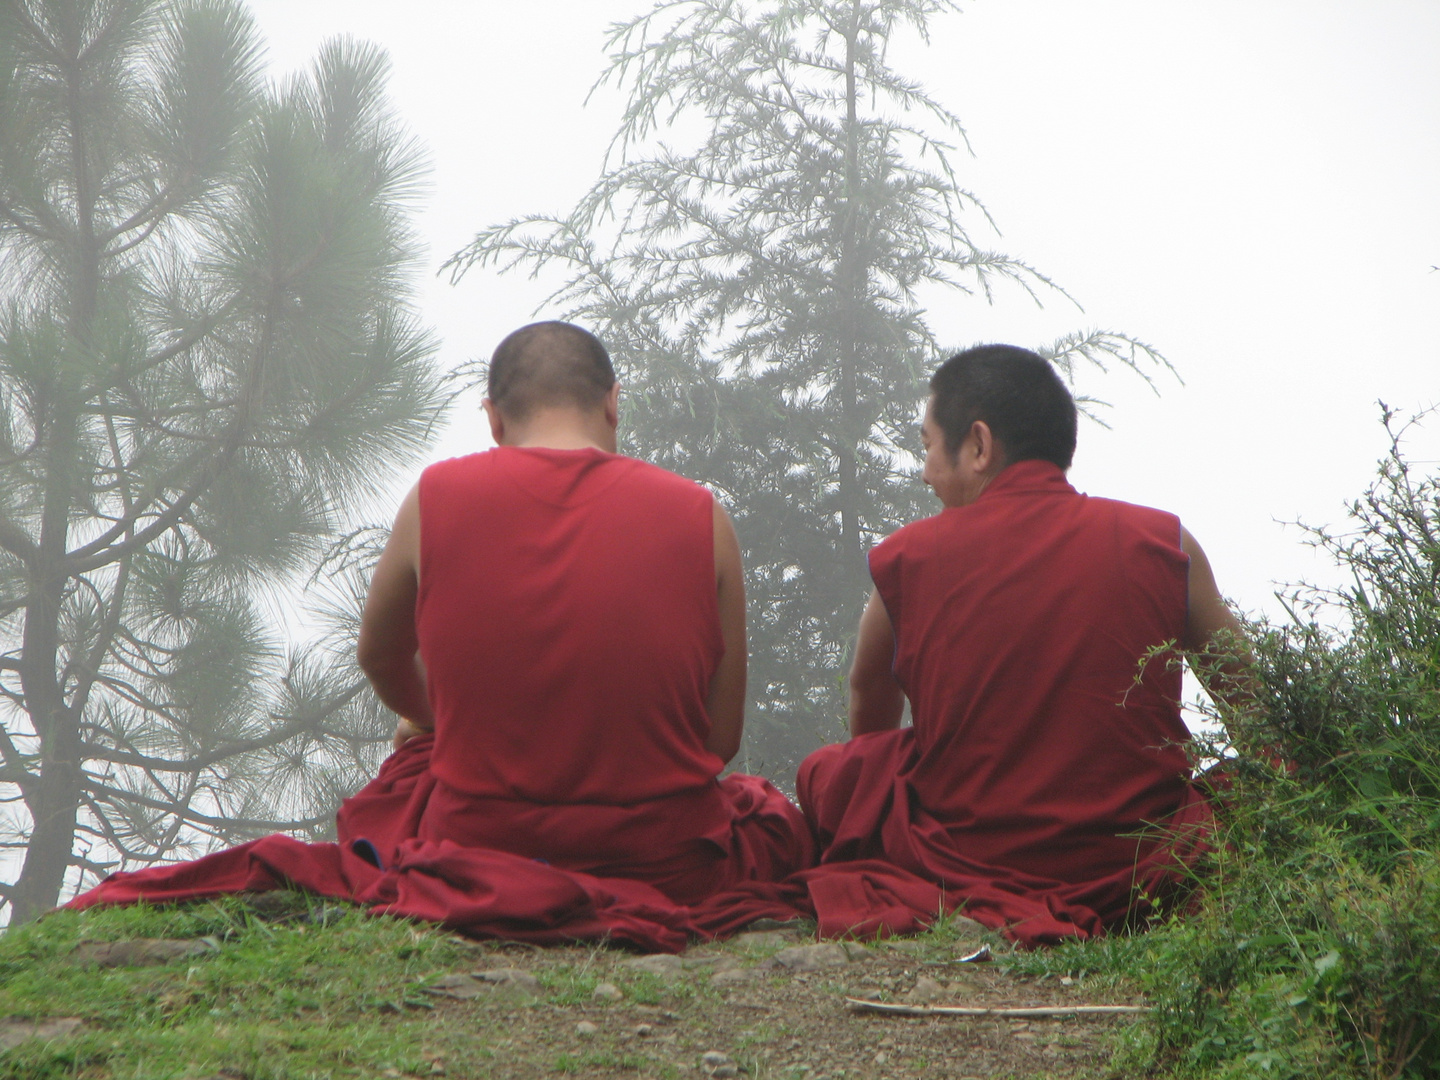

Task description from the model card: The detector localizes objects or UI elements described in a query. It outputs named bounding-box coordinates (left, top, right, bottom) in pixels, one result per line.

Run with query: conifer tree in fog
left=0, top=0, right=446, bottom=922
left=448, top=0, right=1164, bottom=774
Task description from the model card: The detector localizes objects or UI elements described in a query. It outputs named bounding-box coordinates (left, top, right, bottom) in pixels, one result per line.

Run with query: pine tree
left=0, top=0, right=446, bottom=922
left=447, top=0, right=1164, bottom=775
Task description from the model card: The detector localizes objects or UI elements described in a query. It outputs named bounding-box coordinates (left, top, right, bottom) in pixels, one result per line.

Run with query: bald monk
left=795, top=344, right=1248, bottom=946
left=355, top=320, right=813, bottom=903
left=69, top=323, right=810, bottom=945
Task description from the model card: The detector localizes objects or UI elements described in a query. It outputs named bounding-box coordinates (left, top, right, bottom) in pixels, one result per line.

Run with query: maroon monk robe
left=71, top=448, right=814, bottom=948
left=796, top=460, right=1214, bottom=946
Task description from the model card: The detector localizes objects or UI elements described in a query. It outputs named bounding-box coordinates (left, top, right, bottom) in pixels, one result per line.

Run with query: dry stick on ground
left=847, top=999, right=1148, bottom=1018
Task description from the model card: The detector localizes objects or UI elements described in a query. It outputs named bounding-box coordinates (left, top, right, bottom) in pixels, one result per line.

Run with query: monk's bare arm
left=848, top=590, right=905, bottom=737
left=357, top=484, right=435, bottom=740
left=1181, top=526, right=1257, bottom=717
left=704, top=500, right=746, bottom=764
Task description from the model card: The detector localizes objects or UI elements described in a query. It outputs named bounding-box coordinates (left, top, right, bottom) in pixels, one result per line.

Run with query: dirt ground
left=406, top=925, right=1142, bottom=1080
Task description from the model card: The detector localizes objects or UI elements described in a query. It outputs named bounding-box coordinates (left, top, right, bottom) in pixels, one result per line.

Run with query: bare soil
left=406, top=929, right=1142, bottom=1080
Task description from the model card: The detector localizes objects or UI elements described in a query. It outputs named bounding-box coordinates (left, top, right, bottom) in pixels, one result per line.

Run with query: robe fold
left=69, top=734, right=813, bottom=952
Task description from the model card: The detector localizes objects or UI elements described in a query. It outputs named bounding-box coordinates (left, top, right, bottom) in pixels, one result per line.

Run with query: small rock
left=0, top=1017, right=83, bottom=1052
left=873, top=1051, right=890, bottom=1066
left=634, top=1023, right=655, bottom=1038
left=575, top=1021, right=598, bottom=1038
left=744, top=917, right=808, bottom=932
left=472, top=968, right=542, bottom=996
left=1060, top=976, right=1075, bottom=986
left=885, top=939, right=924, bottom=953
left=592, top=981, right=623, bottom=1001
left=700, top=1050, right=738, bottom=1078
left=623, top=953, right=686, bottom=978
left=711, top=967, right=760, bottom=987
left=734, top=929, right=796, bottom=949
left=72, top=938, right=217, bottom=968
left=838, top=941, right=874, bottom=962
left=948, top=915, right=989, bottom=938
left=424, top=974, right=487, bottom=1000
left=904, top=975, right=946, bottom=1003
left=772, top=943, right=850, bottom=972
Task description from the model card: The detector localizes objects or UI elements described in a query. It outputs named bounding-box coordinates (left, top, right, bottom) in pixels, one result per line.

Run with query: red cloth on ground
left=70, top=735, right=814, bottom=952
left=796, top=460, right=1214, bottom=947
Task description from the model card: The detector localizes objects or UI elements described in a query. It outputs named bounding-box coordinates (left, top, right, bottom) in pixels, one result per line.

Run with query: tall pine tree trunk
left=835, top=5, right=867, bottom=620
left=10, top=37, right=99, bottom=921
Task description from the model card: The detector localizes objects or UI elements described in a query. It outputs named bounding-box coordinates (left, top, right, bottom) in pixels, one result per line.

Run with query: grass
left=0, top=898, right=1122, bottom=1079
left=10, top=420, right=1438, bottom=1080
left=0, top=893, right=478, bottom=1080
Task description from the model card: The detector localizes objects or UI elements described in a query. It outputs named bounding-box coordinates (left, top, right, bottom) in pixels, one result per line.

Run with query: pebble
left=623, top=954, right=686, bottom=978
left=634, top=1023, right=655, bottom=1037
left=71, top=938, right=218, bottom=968
left=575, top=1021, right=598, bottom=1038
left=904, top=975, right=946, bottom=1004
left=700, top=1050, right=738, bottom=1078
left=0, top=1018, right=84, bottom=1051
left=947, top=915, right=990, bottom=938
left=472, top=968, right=542, bottom=997
left=734, top=929, right=796, bottom=949
left=772, top=943, right=850, bottom=972
left=873, top=1051, right=890, bottom=1066
left=592, top=981, right=623, bottom=1001
left=711, top=967, right=760, bottom=987
left=424, top=974, right=487, bottom=1000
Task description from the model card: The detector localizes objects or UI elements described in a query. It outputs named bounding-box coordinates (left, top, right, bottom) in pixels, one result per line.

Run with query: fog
left=246, top=0, right=1440, bottom=617
left=1, top=0, right=1436, bottom=915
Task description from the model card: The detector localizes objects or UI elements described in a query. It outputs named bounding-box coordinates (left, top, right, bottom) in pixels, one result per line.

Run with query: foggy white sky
left=247, top=0, right=1440, bottom=623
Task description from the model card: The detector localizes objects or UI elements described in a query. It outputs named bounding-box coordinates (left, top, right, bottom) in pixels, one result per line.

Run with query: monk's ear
left=482, top=398, right=505, bottom=446
left=603, top=382, right=621, bottom=430
left=970, top=420, right=998, bottom=470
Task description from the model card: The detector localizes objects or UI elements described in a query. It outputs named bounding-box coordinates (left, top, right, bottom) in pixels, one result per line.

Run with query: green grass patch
left=0, top=893, right=478, bottom=1080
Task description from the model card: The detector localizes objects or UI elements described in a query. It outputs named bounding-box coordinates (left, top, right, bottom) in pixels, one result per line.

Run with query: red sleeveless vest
left=416, top=447, right=725, bottom=804
left=869, top=459, right=1193, bottom=880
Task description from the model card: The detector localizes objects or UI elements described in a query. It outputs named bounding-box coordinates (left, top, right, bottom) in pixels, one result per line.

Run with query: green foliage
left=0, top=893, right=472, bottom=1080
left=1127, top=411, right=1440, bottom=1079
left=447, top=0, right=1168, bottom=776
left=0, top=0, right=446, bottom=919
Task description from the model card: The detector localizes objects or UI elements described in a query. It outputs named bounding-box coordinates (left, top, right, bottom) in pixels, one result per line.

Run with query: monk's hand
left=393, top=717, right=430, bottom=752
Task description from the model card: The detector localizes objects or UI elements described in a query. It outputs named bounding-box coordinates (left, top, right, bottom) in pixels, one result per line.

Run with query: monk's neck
left=499, top=410, right=617, bottom=454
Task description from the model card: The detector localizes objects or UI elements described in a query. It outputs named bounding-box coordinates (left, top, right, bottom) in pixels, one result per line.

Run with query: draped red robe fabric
left=69, top=733, right=813, bottom=952
left=795, top=461, right=1214, bottom=946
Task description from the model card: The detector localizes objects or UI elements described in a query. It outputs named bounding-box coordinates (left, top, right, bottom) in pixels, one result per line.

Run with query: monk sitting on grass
left=71, top=322, right=812, bottom=949
left=355, top=320, right=812, bottom=902
left=795, top=344, right=1247, bottom=946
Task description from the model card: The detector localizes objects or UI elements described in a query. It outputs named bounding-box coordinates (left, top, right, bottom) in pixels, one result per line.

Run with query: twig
left=846, top=998, right=1147, bottom=1018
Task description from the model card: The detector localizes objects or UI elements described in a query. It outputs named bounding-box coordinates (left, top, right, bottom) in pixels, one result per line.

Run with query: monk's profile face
left=921, top=396, right=999, bottom=508
left=921, top=399, right=965, bottom=507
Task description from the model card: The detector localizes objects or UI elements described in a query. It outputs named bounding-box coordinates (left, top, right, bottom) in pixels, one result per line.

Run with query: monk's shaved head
left=487, top=321, right=616, bottom=421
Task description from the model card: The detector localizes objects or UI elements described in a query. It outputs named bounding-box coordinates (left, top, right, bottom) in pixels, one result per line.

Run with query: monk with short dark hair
left=795, top=344, right=1245, bottom=946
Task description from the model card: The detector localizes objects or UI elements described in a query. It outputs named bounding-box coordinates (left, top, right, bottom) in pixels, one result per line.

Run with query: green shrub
left=1138, top=410, right=1440, bottom=1079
